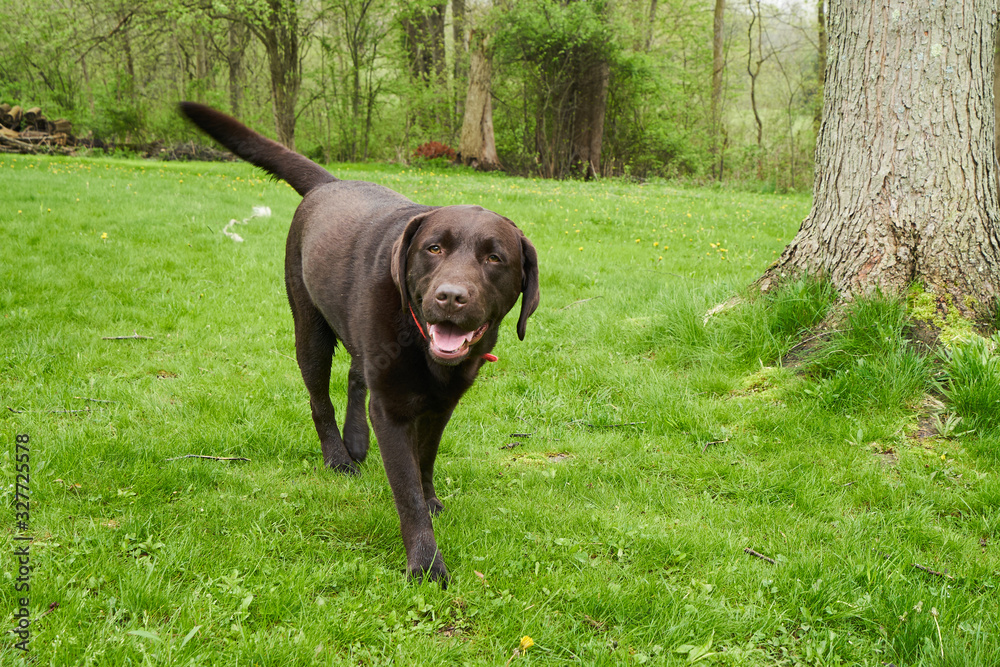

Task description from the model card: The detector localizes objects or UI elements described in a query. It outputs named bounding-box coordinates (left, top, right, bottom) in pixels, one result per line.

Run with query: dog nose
left=435, top=284, right=469, bottom=309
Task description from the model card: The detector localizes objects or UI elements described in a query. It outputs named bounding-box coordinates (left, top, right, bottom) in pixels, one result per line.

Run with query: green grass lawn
left=2, top=154, right=999, bottom=666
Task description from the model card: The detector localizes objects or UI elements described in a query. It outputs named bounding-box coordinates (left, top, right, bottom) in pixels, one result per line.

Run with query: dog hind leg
left=285, top=255, right=356, bottom=474
left=294, top=309, right=357, bottom=474
left=343, top=359, right=370, bottom=463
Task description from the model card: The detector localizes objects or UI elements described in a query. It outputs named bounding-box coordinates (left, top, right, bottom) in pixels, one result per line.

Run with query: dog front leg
left=369, top=395, right=449, bottom=586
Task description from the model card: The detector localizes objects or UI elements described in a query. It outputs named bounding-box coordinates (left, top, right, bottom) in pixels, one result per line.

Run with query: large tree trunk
left=458, top=31, right=499, bottom=170
left=759, top=2, right=1000, bottom=320
left=995, top=27, right=1000, bottom=191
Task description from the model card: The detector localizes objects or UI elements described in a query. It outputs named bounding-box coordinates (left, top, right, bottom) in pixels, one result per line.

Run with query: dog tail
left=179, top=102, right=337, bottom=197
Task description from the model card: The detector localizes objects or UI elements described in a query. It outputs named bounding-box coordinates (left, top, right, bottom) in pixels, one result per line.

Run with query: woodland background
left=0, top=0, right=823, bottom=189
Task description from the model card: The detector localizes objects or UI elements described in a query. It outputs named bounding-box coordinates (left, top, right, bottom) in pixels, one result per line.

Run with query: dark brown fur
left=179, top=102, right=539, bottom=585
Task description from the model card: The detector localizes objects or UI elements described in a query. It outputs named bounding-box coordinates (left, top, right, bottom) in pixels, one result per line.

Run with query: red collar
left=409, top=304, right=498, bottom=363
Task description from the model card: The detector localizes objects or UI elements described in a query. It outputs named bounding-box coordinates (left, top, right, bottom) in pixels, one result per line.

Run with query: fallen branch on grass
left=165, top=454, right=251, bottom=463
left=570, top=419, right=646, bottom=429
left=102, top=332, right=154, bottom=340
left=559, top=296, right=602, bottom=310
left=784, top=329, right=843, bottom=354
left=702, top=438, right=729, bottom=452
left=912, top=563, right=955, bottom=580
left=75, top=397, right=118, bottom=404
left=703, top=296, right=743, bottom=324
left=38, top=602, right=59, bottom=619
left=744, top=547, right=777, bottom=565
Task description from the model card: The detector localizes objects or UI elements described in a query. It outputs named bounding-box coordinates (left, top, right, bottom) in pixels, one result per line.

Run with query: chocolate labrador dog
left=179, top=103, right=539, bottom=585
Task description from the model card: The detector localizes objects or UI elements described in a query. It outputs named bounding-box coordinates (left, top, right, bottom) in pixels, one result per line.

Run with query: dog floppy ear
left=391, top=211, right=434, bottom=310
left=516, top=233, right=540, bottom=341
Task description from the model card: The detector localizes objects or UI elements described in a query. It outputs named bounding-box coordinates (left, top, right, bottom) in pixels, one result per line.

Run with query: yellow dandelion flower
left=519, top=636, right=534, bottom=650
left=101, top=233, right=108, bottom=239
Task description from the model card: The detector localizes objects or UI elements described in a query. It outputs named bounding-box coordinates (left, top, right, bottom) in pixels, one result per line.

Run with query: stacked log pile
left=0, top=103, right=76, bottom=154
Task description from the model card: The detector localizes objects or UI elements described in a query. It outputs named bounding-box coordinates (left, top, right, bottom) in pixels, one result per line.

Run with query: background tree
left=758, top=1, right=1000, bottom=320
left=457, top=28, right=499, bottom=169
left=318, top=0, right=390, bottom=160
left=492, top=0, right=615, bottom=178
left=207, top=0, right=320, bottom=150
left=745, top=0, right=766, bottom=179
left=814, top=0, right=825, bottom=130
left=710, top=0, right=725, bottom=179
left=452, top=0, right=468, bottom=120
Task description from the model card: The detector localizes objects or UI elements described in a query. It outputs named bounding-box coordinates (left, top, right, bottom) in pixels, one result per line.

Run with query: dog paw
left=408, top=554, right=449, bottom=589
left=345, top=439, right=369, bottom=464
left=324, top=457, right=360, bottom=476
left=321, top=439, right=359, bottom=474
left=426, top=497, right=444, bottom=516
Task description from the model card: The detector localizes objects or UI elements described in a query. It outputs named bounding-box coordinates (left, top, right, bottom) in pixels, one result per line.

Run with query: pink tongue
left=429, top=322, right=473, bottom=351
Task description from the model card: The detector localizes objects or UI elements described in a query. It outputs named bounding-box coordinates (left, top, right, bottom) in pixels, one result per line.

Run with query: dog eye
left=427, top=245, right=443, bottom=254
left=487, top=254, right=502, bottom=263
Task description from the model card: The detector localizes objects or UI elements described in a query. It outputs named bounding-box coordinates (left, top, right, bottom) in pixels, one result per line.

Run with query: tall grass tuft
left=714, top=276, right=837, bottom=368
left=938, top=334, right=1000, bottom=431
left=805, top=293, right=931, bottom=410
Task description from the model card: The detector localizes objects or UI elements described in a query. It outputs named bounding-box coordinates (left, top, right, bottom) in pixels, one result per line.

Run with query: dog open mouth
left=427, top=321, right=489, bottom=361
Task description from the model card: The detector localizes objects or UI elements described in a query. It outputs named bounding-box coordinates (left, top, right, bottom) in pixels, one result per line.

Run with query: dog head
left=391, top=206, right=539, bottom=366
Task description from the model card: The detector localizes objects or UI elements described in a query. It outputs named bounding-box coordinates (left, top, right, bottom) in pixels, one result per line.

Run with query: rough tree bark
left=758, top=2, right=1000, bottom=320
left=457, top=30, right=499, bottom=170
left=995, top=26, right=1000, bottom=189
